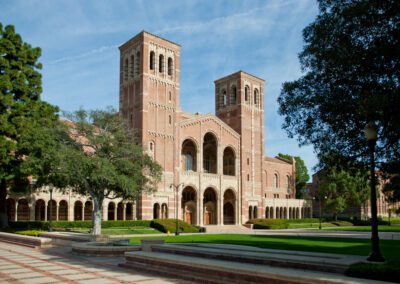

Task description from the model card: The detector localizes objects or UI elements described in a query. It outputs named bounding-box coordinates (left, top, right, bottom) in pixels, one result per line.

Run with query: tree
left=63, top=108, right=162, bottom=236
left=278, top=0, right=400, bottom=170
left=278, top=153, right=309, bottom=198
left=318, top=166, right=369, bottom=220
left=0, top=23, right=59, bottom=228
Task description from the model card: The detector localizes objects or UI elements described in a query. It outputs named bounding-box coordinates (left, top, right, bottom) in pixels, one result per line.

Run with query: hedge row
left=150, top=219, right=201, bottom=233
left=246, top=219, right=289, bottom=229
left=9, top=220, right=151, bottom=230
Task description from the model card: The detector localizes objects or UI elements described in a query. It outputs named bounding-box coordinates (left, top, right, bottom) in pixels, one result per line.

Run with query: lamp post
left=170, top=183, right=184, bottom=236
left=312, top=195, right=327, bottom=230
left=364, top=122, right=385, bottom=262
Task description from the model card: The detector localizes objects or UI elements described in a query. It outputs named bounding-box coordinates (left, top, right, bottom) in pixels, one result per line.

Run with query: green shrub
left=247, top=219, right=289, bottom=229
left=287, top=218, right=321, bottom=224
left=346, top=261, right=400, bottom=283
left=150, top=219, right=200, bottom=233
left=331, top=220, right=353, bottom=226
left=352, top=218, right=389, bottom=226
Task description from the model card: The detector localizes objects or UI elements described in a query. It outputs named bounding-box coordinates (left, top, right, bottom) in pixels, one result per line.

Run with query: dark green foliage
left=246, top=219, right=289, bottom=229
left=346, top=261, right=400, bottom=283
left=278, top=0, right=400, bottom=170
left=9, top=220, right=152, bottom=230
left=278, top=153, right=310, bottom=198
left=0, top=23, right=59, bottom=228
left=150, top=219, right=201, bottom=233
left=352, top=218, right=389, bottom=226
left=331, top=220, right=353, bottom=227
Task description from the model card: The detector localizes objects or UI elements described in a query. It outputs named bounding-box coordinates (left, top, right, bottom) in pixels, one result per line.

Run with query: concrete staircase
left=120, top=243, right=378, bottom=284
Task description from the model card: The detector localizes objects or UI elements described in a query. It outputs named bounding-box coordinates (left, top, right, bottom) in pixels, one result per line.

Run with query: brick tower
left=214, top=71, right=265, bottom=223
left=119, top=31, right=181, bottom=219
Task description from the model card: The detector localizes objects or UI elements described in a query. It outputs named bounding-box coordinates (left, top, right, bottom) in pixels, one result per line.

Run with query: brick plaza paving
left=0, top=242, right=192, bottom=284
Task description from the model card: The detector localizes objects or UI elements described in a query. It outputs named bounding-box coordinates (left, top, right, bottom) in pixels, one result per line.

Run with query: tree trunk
left=91, top=196, right=103, bottom=236
left=0, top=179, right=8, bottom=229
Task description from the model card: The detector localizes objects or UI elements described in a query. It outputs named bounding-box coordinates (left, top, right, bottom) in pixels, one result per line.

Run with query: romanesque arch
left=153, top=203, right=160, bottom=219
left=149, top=51, right=155, bottom=70
left=126, top=203, right=133, bottom=220
left=84, top=201, right=93, bottom=220
left=203, top=187, right=217, bottom=225
left=230, top=85, right=237, bottom=105
left=203, top=133, right=217, bottom=174
left=249, top=206, right=253, bottom=220
left=35, top=199, right=46, bottom=221
left=58, top=200, right=68, bottom=221
left=181, top=139, right=197, bottom=171
left=74, top=201, right=83, bottom=221
left=182, top=186, right=196, bottom=225
left=161, top=203, right=168, bottom=219
left=223, top=147, right=235, bottom=176
left=253, top=206, right=258, bottom=219
left=107, top=202, right=115, bottom=221
left=117, top=202, right=124, bottom=220
left=17, top=199, right=30, bottom=221
left=223, top=189, right=235, bottom=225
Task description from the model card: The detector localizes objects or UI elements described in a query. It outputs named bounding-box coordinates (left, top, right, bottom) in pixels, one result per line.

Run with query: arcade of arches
left=6, top=197, right=135, bottom=222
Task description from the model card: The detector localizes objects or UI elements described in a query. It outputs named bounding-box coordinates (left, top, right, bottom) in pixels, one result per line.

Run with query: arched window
left=149, top=141, right=154, bottom=151
left=168, top=115, right=172, bottom=125
left=185, top=152, right=193, bottom=171
left=167, top=57, right=173, bottom=76
left=149, top=51, right=155, bottom=70
left=223, top=147, right=235, bottom=176
left=159, top=54, right=164, bottom=73
left=135, top=51, right=140, bottom=75
left=124, top=59, right=128, bottom=81
left=230, top=85, right=237, bottom=105
left=274, top=174, right=279, bottom=188
left=130, top=55, right=135, bottom=77
left=245, top=85, right=250, bottom=102
left=221, top=89, right=227, bottom=108
left=169, top=91, right=172, bottom=101
left=286, top=175, right=290, bottom=189
left=254, top=88, right=259, bottom=106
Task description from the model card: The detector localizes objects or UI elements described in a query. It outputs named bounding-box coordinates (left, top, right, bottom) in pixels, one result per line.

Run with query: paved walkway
left=0, top=241, right=192, bottom=284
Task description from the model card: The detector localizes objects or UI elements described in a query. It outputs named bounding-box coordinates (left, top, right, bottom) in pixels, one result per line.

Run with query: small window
left=130, top=55, right=135, bottom=77
left=247, top=174, right=250, bottom=181
left=245, top=85, right=250, bottom=102
left=167, top=57, right=173, bottom=76
left=149, top=142, right=154, bottom=151
left=273, top=174, right=278, bottom=188
left=159, top=54, right=164, bottom=73
left=247, top=158, right=249, bottom=165
left=169, top=91, right=172, bottom=101
left=286, top=175, right=290, bottom=189
left=150, top=51, right=155, bottom=70
left=136, top=51, right=140, bottom=75
left=124, top=59, right=128, bottom=81
left=130, top=114, right=133, bottom=127
left=169, top=115, right=172, bottom=125
left=254, top=88, right=259, bottom=105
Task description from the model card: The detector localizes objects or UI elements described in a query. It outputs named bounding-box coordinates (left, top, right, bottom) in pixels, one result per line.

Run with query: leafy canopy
left=278, top=153, right=310, bottom=198
left=278, top=0, right=400, bottom=169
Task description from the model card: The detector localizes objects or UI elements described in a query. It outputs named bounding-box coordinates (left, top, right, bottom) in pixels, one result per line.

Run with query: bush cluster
left=9, top=220, right=151, bottom=230
left=246, top=219, right=289, bottom=229
left=346, top=261, right=400, bottom=283
left=150, top=219, right=200, bottom=233
left=331, top=220, right=353, bottom=226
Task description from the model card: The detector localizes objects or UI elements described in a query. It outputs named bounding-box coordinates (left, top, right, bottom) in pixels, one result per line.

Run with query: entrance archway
left=117, top=202, right=124, bottom=220
left=58, top=200, right=68, bottom=221
left=35, top=199, right=46, bottom=221
left=182, top=186, right=197, bottom=225
left=153, top=203, right=160, bottom=219
left=108, top=202, right=115, bottom=220
left=74, top=201, right=83, bottom=221
left=203, top=187, right=217, bottom=225
left=84, top=201, right=93, bottom=220
left=17, top=199, right=30, bottom=221
left=223, top=189, right=235, bottom=224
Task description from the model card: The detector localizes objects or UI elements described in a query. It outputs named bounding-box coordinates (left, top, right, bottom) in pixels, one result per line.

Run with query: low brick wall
left=0, top=232, right=52, bottom=248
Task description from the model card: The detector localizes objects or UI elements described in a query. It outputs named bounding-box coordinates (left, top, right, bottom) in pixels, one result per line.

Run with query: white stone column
left=102, top=204, right=108, bottom=221
left=123, top=204, right=126, bottom=220
left=56, top=204, right=59, bottom=221
left=14, top=203, right=18, bottom=222
left=82, top=204, right=85, bottom=221
left=114, top=205, right=117, bottom=220
left=29, top=205, right=35, bottom=221
left=199, top=190, right=204, bottom=226
left=44, top=204, right=48, bottom=221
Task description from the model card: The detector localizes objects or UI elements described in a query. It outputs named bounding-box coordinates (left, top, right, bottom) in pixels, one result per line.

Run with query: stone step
left=203, top=225, right=250, bottom=233
left=121, top=250, right=379, bottom=284
left=150, top=243, right=360, bottom=274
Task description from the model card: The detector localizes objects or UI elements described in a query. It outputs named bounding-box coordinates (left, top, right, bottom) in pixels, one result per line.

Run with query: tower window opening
left=169, top=115, right=172, bottom=125
left=254, top=88, right=259, bottom=106
left=245, top=85, right=250, bottom=102
left=130, top=55, right=135, bottom=77
left=167, top=57, right=173, bottom=76
left=169, top=91, right=172, bottom=101
left=150, top=51, right=155, bottom=70
left=159, top=54, right=164, bottom=73
left=124, top=59, right=128, bottom=81
left=135, top=51, right=140, bottom=75
left=230, top=85, right=237, bottom=105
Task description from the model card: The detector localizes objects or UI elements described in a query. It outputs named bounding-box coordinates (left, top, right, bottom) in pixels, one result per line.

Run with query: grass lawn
left=129, top=234, right=400, bottom=261
left=323, top=225, right=400, bottom=232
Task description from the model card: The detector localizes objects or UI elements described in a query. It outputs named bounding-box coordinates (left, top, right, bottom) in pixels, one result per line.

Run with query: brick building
left=6, top=31, right=311, bottom=225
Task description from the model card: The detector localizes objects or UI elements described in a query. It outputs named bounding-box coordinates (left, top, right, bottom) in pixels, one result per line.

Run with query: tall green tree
left=63, top=108, right=162, bottom=236
left=278, top=0, right=400, bottom=169
left=0, top=23, right=59, bottom=228
left=319, top=166, right=369, bottom=220
left=278, top=153, right=309, bottom=198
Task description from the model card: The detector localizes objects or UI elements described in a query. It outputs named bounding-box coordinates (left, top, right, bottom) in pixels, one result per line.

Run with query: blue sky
left=1, top=0, right=319, bottom=179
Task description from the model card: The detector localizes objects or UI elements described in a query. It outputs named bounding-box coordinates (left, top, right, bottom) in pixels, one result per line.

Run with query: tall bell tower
left=119, top=31, right=181, bottom=219
left=214, top=71, right=265, bottom=223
